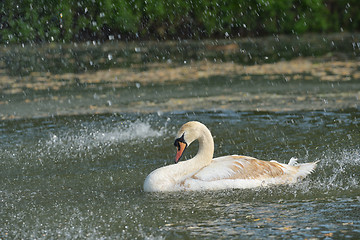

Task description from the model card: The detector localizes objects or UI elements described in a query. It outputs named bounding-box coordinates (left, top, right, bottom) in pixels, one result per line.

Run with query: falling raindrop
left=108, top=54, right=113, bottom=60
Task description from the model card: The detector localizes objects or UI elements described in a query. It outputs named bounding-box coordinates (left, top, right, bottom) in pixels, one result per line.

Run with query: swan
left=143, top=121, right=318, bottom=192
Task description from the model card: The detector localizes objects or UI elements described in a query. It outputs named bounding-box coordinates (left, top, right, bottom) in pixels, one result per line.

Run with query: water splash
left=314, top=148, right=360, bottom=192
left=92, top=121, right=164, bottom=143
left=46, top=120, right=167, bottom=150
left=272, top=148, right=360, bottom=200
left=1, top=112, right=360, bottom=239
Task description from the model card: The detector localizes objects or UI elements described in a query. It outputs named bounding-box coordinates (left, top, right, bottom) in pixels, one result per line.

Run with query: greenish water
left=1, top=110, right=360, bottom=239
left=1, top=36, right=360, bottom=239
left=2, top=32, right=359, bottom=77
left=1, top=76, right=360, bottom=119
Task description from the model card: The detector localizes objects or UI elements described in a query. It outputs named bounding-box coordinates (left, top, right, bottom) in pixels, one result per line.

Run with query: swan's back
left=179, top=155, right=318, bottom=190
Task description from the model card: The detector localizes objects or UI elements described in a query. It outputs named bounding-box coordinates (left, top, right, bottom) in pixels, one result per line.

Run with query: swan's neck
left=195, top=127, right=214, bottom=165
left=144, top=122, right=215, bottom=192
left=176, top=126, right=214, bottom=176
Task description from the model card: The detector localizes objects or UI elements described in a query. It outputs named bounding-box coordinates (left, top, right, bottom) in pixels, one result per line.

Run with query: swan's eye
left=174, top=140, right=180, bottom=150
left=174, top=133, right=186, bottom=150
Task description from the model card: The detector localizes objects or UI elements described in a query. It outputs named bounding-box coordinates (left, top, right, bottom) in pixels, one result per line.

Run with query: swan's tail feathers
left=288, top=157, right=298, bottom=166
left=296, top=160, right=319, bottom=179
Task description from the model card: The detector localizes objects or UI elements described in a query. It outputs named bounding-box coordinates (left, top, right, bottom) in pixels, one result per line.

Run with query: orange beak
left=175, top=141, right=187, bottom=163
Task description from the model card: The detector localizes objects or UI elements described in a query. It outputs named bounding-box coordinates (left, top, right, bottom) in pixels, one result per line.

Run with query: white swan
left=143, top=121, right=318, bottom=192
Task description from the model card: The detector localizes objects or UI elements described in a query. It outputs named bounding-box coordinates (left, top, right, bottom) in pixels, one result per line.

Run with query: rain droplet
left=108, top=54, right=113, bottom=60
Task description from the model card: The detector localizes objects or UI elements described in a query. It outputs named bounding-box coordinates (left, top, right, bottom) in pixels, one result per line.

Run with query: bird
left=143, top=121, right=318, bottom=192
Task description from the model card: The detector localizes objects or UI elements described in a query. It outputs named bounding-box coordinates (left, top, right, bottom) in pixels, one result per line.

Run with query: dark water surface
left=1, top=110, right=360, bottom=239
left=1, top=36, right=360, bottom=239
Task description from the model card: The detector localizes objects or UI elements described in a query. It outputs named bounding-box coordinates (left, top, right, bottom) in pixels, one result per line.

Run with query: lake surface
left=1, top=35, right=360, bottom=239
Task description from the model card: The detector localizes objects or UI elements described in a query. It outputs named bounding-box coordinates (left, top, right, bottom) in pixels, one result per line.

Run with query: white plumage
left=144, top=121, right=318, bottom=192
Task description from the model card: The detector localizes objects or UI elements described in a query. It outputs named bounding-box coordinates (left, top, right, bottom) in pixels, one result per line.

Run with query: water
left=1, top=36, right=360, bottom=238
left=1, top=110, right=359, bottom=239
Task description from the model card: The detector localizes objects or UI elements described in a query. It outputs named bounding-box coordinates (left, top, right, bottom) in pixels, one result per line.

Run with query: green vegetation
left=1, top=0, right=359, bottom=43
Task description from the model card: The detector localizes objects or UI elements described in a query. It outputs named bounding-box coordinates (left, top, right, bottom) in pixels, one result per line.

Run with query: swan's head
left=173, top=121, right=209, bottom=163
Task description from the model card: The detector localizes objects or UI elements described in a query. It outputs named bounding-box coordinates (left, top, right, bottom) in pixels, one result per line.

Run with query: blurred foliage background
left=0, top=0, right=359, bottom=43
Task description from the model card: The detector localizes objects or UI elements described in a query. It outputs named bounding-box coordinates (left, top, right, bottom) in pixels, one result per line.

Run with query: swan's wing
left=192, top=155, right=296, bottom=181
